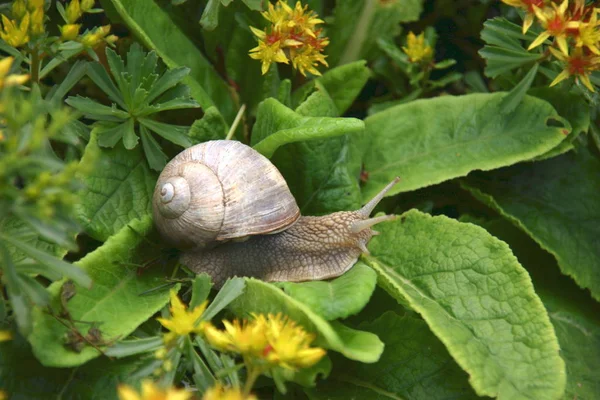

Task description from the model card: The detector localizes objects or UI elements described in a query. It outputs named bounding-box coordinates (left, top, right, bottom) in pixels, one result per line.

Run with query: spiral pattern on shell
left=152, top=140, right=300, bottom=250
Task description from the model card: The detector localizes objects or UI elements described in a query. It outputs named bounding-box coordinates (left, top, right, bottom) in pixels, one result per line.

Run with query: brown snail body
left=152, top=140, right=398, bottom=286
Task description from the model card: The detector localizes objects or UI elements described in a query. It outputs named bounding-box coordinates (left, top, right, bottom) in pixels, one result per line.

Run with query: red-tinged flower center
left=262, top=344, right=274, bottom=356
left=266, top=33, right=280, bottom=45
left=525, top=0, right=544, bottom=13
left=568, top=56, right=591, bottom=75
left=547, top=15, right=566, bottom=34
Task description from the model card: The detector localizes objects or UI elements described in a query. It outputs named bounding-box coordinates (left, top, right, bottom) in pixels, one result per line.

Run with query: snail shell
left=152, top=140, right=300, bottom=250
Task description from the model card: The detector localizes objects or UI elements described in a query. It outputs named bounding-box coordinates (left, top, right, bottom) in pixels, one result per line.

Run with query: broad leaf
left=76, top=132, right=157, bottom=242
left=462, top=145, right=600, bottom=301
left=101, top=0, right=235, bottom=122
left=0, top=216, right=66, bottom=265
left=362, top=92, right=569, bottom=200
left=28, top=216, right=174, bottom=367
left=306, top=312, right=479, bottom=400
left=250, top=98, right=364, bottom=158
left=227, top=279, right=384, bottom=363
left=278, top=262, right=377, bottom=321
left=189, top=107, right=228, bottom=143
left=363, top=210, right=566, bottom=399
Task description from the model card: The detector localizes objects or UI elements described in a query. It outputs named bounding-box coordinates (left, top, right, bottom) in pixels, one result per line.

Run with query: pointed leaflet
left=462, top=145, right=600, bottom=301
left=362, top=93, right=569, bottom=200
left=76, top=132, right=156, bottom=242
left=226, top=279, right=384, bottom=363
left=306, top=312, right=479, bottom=400
left=101, top=0, right=235, bottom=122
left=363, top=210, right=565, bottom=399
left=28, top=216, right=174, bottom=367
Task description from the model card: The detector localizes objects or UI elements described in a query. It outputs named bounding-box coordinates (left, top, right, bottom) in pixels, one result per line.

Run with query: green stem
left=243, top=364, right=261, bottom=396
left=225, top=104, right=246, bottom=140
left=339, top=0, right=377, bottom=65
left=31, top=46, right=40, bottom=84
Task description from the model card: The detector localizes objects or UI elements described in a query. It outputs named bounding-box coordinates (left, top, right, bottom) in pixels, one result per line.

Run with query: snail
left=152, top=140, right=399, bottom=286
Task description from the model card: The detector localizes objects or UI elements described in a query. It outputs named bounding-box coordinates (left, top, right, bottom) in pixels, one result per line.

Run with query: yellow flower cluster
left=502, top=0, right=600, bottom=91
left=249, top=1, right=329, bottom=76
left=0, top=0, right=45, bottom=47
left=402, top=32, right=434, bottom=64
left=204, top=313, right=326, bottom=370
left=118, top=380, right=192, bottom=400
left=156, top=290, right=208, bottom=344
left=0, top=57, right=29, bottom=91
left=60, top=0, right=116, bottom=47
left=202, top=383, right=257, bottom=400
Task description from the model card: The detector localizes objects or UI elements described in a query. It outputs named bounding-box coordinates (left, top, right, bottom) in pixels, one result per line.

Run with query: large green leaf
left=327, top=0, right=423, bottom=66
left=28, top=217, right=173, bottom=367
left=76, top=132, right=157, bottom=242
left=250, top=98, right=364, bottom=158
left=101, top=0, right=235, bottom=122
left=227, top=279, right=384, bottom=363
left=306, top=312, right=479, bottom=400
left=362, top=93, right=569, bottom=200
left=462, top=146, right=600, bottom=301
left=363, top=210, right=566, bottom=399
left=277, top=262, right=377, bottom=321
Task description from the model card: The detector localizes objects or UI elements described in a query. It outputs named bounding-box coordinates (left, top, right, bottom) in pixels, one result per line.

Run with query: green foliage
left=66, top=44, right=199, bottom=171
left=1, top=1, right=599, bottom=399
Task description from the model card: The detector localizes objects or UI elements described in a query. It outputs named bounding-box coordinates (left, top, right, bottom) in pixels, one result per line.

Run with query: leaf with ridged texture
left=363, top=210, right=566, bottom=399
left=227, top=279, right=384, bottom=363
left=100, top=0, right=235, bottom=122
left=76, top=132, right=156, bottom=242
left=28, top=217, right=174, bottom=367
left=305, top=312, right=479, bottom=400
left=362, top=93, right=569, bottom=200
left=278, top=262, right=377, bottom=320
left=461, top=146, right=600, bottom=301
left=0, top=216, right=66, bottom=265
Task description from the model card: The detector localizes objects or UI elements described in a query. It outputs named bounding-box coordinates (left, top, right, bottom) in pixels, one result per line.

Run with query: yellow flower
left=12, top=0, right=27, bottom=20
left=249, top=0, right=328, bottom=76
left=574, top=9, right=600, bottom=54
left=156, top=290, right=208, bottom=343
left=0, top=390, right=7, bottom=400
left=248, top=34, right=289, bottom=75
left=0, top=13, right=30, bottom=47
left=27, top=0, right=44, bottom=11
left=117, top=380, right=192, bottom=400
left=529, top=0, right=575, bottom=55
left=80, top=24, right=111, bottom=47
left=81, top=0, right=95, bottom=12
left=66, top=0, right=82, bottom=24
left=60, top=23, right=80, bottom=40
left=549, top=47, right=600, bottom=91
left=501, top=0, right=546, bottom=33
left=0, top=57, right=29, bottom=90
left=202, top=383, right=257, bottom=400
left=262, top=314, right=325, bottom=370
left=29, top=7, right=44, bottom=36
left=0, top=330, right=13, bottom=342
left=402, top=32, right=434, bottom=64
left=204, top=318, right=269, bottom=357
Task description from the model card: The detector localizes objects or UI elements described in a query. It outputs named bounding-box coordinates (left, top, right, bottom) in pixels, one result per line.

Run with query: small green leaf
left=499, top=64, right=539, bottom=114
left=140, top=125, right=168, bottom=171
left=104, top=336, right=164, bottom=358
left=86, top=62, right=127, bottom=109
left=479, top=46, right=543, bottom=78
left=47, top=60, right=88, bottom=102
left=227, top=279, right=384, bottom=363
left=363, top=210, right=566, bottom=399
left=278, top=262, right=377, bottom=320
left=122, top=118, right=138, bottom=150
left=251, top=98, right=364, bottom=158
left=0, top=234, right=91, bottom=288
left=76, top=132, right=157, bottom=241
left=189, top=107, right=228, bottom=143
left=138, top=118, right=192, bottom=148
left=462, top=145, right=600, bottom=301
left=200, top=0, right=220, bottom=30
left=362, top=92, right=569, bottom=200
left=95, top=122, right=128, bottom=148
left=145, top=67, right=191, bottom=104
left=190, top=274, right=213, bottom=309
left=28, top=216, right=174, bottom=367
left=202, top=278, right=245, bottom=321
left=65, top=96, right=129, bottom=120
